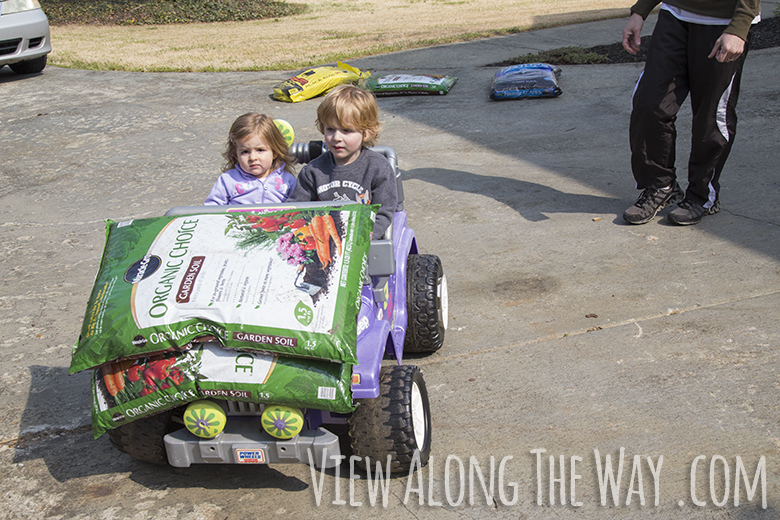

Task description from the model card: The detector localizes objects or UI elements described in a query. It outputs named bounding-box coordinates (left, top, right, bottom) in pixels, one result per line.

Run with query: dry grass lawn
left=49, top=0, right=632, bottom=71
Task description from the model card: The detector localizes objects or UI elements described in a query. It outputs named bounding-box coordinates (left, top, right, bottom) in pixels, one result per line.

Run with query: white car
left=0, top=0, right=51, bottom=74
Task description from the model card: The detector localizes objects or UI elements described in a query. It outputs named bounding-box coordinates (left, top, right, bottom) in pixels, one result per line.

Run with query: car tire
left=9, top=55, right=47, bottom=74
left=348, top=365, right=431, bottom=474
left=108, top=408, right=182, bottom=465
left=404, top=254, right=447, bottom=354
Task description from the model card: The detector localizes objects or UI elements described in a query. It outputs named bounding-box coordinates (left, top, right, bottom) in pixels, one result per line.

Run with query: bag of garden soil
left=273, top=61, right=370, bottom=103
left=91, top=343, right=355, bottom=437
left=490, top=63, right=562, bottom=100
left=361, top=74, right=458, bottom=96
left=71, top=205, right=375, bottom=374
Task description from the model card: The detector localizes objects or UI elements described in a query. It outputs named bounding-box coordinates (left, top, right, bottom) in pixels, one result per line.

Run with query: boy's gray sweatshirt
left=289, top=148, right=398, bottom=238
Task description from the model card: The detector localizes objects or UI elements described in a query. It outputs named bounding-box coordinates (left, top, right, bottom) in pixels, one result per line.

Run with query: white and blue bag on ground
left=490, top=63, right=562, bottom=100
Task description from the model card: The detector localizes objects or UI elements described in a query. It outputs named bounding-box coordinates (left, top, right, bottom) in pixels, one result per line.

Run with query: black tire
left=404, top=254, right=447, bottom=354
left=108, top=408, right=182, bottom=465
left=348, top=365, right=431, bottom=474
left=9, top=55, right=47, bottom=74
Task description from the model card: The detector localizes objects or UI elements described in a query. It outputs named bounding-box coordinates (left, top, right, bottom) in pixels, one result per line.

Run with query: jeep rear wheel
left=108, top=408, right=182, bottom=465
left=348, top=365, right=431, bottom=473
left=404, top=254, right=447, bottom=354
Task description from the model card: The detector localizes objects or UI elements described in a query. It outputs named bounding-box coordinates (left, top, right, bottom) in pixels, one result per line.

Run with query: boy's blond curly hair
left=315, top=85, right=381, bottom=148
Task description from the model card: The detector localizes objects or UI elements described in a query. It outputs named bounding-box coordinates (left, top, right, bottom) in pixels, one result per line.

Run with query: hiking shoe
left=623, top=182, right=684, bottom=224
left=668, top=198, right=721, bottom=225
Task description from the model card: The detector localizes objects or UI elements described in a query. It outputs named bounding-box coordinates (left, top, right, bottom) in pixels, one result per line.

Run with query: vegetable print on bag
left=90, top=343, right=355, bottom=438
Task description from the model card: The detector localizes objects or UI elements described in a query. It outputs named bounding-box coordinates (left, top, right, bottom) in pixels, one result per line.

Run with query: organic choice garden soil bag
left=361, top=74, right=458, bottom=96
left=91, top=343, right=355, bottom=437
left=71, top=205, right=375, bottom=374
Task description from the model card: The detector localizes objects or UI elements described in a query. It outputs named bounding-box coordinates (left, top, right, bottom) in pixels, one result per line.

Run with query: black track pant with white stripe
left=629, top=9, right=751, bottom=209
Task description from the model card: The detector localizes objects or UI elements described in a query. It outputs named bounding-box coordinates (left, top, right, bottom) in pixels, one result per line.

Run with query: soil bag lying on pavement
left=361, top=74, right=458, bottom=96
left=91, top=343, right=355, bottom=438
left=273, top=61, right=370, bottom=102
left=490, top=63, right=562, bottom=100
left=71, top=204, right=376, bottom=374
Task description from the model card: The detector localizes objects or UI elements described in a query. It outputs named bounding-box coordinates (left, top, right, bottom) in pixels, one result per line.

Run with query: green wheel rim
left=184, top=401, right=226, bottom=438
left=261, top=405, right=303, bottom=439
left=273, top=119, right=295, bottom=147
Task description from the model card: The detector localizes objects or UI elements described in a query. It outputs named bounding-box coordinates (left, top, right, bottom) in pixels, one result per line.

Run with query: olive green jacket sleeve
left=628, top=0, right=661, bottom=19
left=726, top=0, right=761, bottom=39
left=629, top=0, right=761, bottom=40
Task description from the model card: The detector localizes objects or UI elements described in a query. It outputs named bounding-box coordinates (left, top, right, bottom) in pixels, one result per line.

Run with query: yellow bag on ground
left=273, top=62, right=370, bottom=103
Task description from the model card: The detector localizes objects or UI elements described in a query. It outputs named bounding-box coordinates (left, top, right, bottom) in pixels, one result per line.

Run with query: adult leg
left=685, top=25, right=751, bottom=208
left=629, top=10, right=690, bottom=190
left=623, top=10, right=689, bottom=224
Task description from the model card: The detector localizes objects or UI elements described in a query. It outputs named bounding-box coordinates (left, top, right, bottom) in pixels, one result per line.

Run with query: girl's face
left=323, top=123, right=368, bottom=166
left=235, top=133, right=275, bottom=178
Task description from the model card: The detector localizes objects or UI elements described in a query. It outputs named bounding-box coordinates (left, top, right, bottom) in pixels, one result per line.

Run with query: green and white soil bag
left=362, top=74, right=458, bottom=96
left=91, top=343, right=355, bottom=438
left=72, top=205, right=375, bottom=374
left=195, top=342, right=353, bottom=414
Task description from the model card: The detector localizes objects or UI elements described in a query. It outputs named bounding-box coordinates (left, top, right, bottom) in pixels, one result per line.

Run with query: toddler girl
left=205, top=113, right=296, bottom=205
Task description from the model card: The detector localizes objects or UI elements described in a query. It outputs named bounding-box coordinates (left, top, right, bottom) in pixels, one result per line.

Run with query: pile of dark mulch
left=493, top=16, right=780, bottom=66
left=750, top=16, right=780, bottom=49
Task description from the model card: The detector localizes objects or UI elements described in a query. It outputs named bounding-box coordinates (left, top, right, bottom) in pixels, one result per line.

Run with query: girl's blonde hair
left=315, top=85, right=381, bottom=148
left=222, top=113, right=295, bottom=174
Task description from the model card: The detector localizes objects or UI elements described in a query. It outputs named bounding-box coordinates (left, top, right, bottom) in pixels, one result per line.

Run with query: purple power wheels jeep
left=107, top=144, right=448, bottom=474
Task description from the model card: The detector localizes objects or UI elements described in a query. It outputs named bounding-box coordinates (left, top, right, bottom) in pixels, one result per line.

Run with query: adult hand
left=708, top=33, right=745, bottom=62
left=622, top=13, right=644, bottom=55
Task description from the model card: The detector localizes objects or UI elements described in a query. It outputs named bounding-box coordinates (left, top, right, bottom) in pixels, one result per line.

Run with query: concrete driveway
left=2, top=14, right=779, bottom=519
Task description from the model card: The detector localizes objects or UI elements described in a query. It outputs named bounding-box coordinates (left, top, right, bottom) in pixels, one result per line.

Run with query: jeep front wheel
left=108, top=408, right=182, bottom=465
left=348, top=365, right=431, bottom=473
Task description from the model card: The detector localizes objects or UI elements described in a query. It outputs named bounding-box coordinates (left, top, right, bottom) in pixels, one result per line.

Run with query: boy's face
left=323, top=122, right=368, bottom=166
left=235, top=133, right=275, bottom=178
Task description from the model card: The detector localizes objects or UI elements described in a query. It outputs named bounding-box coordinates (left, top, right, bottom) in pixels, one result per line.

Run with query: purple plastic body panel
left=351, top=211, right=416, bottom=399
left=390, top=211, right=416, bottom=362
left=352, top=301, right=390, bottom=399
